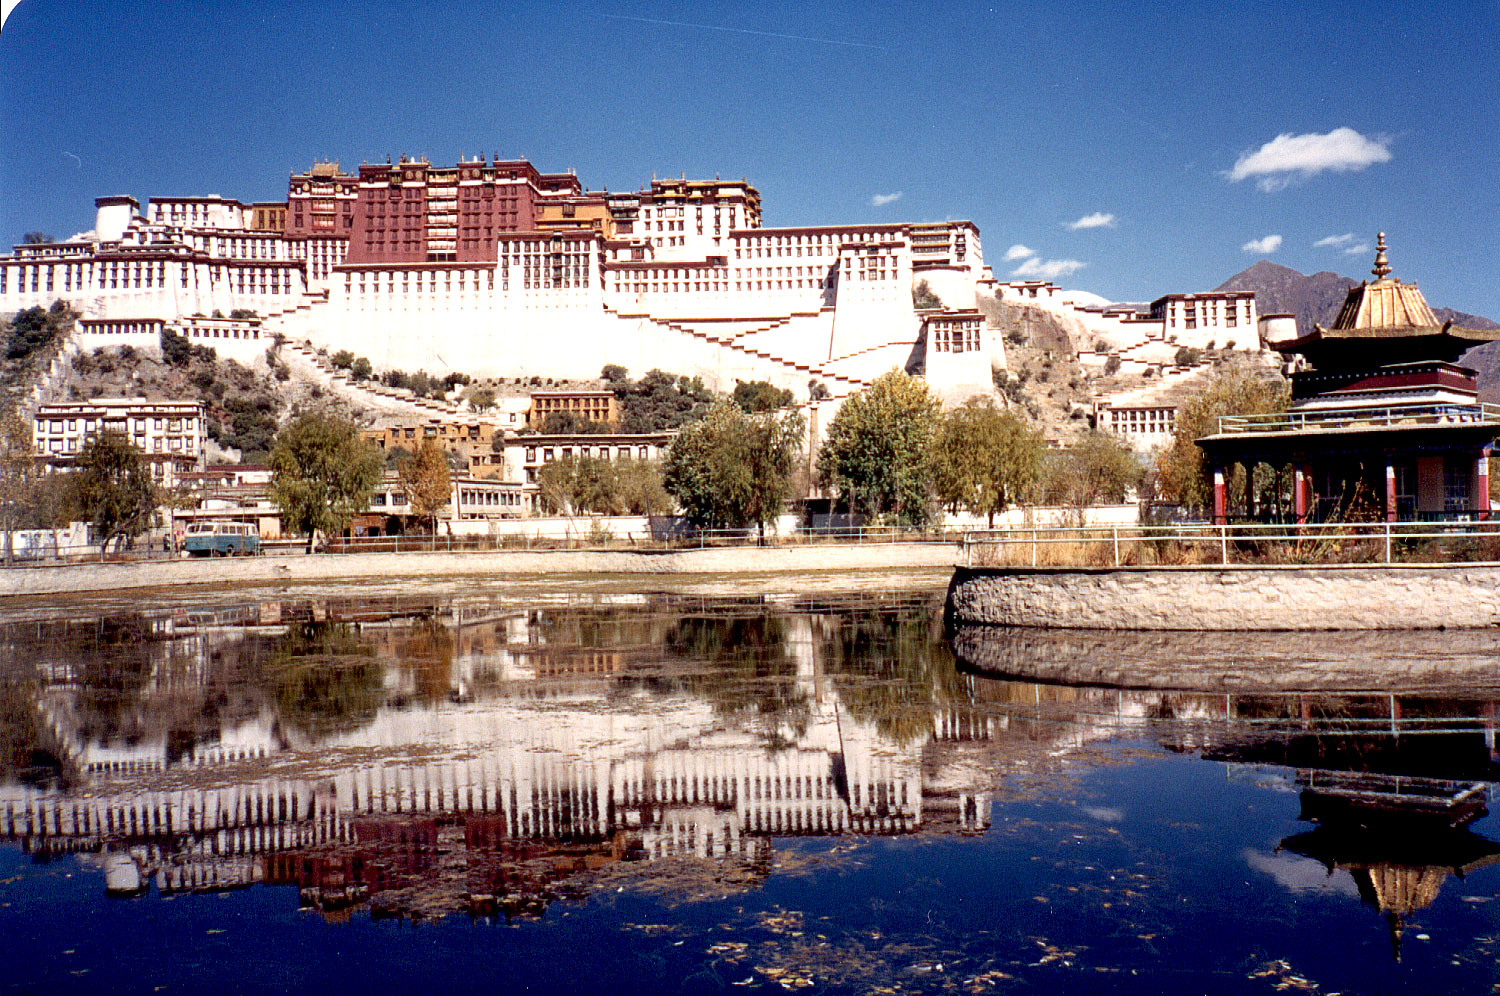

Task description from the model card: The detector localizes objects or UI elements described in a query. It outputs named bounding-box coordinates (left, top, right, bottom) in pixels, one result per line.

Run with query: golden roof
left=1329, top=233, right=1440, bottom=331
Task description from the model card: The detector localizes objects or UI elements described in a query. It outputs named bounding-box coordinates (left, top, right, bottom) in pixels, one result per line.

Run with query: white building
left=0, top=165, right=996, bottom=405
left=32, top=398, right=207, bottom=486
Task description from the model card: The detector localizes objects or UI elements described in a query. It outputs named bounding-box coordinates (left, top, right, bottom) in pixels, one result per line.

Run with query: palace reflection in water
left=1, top=590, right=1496, bottom=991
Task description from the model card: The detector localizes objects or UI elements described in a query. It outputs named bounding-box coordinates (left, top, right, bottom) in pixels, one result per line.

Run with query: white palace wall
left=2, top=185, right=994, bottom=403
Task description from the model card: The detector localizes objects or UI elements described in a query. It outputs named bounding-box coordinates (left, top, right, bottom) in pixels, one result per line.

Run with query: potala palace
left=0, top=156, right=1264, bottom=410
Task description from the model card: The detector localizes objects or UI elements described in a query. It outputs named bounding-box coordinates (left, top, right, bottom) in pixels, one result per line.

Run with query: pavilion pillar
left=1478, top=451, right=1491, bottom=521
left=1212, top=467, right=1227, bottom=526
left=1385, top=462, right=1398, bottom=523
left=1293, top=466, right=1307, bottom=523
left=1301, top=462, right=1315, bottom=523
left=1242, top=461, right=1257, bottom=521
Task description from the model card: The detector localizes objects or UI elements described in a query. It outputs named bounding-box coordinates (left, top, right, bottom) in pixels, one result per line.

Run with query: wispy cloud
left=1316, top=233, right=1372, bottom=256
left=1228, top=128, right=1392, bottom=192
left=1011, top=257, right=1086, bottom=280
left=1003, top=244, right=1035, bottom=262
left=1066, top=212, right=1116, bottom=230
left=870, top=191, right=902, bottom=207
left=1242, top=234, right=1283, bottom=254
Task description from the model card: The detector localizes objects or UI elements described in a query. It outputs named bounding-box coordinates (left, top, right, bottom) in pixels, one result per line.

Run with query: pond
left=0, top=581, right=1496, bottom=994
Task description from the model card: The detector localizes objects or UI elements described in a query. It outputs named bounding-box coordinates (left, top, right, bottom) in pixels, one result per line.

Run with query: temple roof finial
left=1372, top=232, right=1391, bottom=280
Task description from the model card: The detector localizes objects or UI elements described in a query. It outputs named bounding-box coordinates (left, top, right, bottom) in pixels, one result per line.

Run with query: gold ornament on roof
left=1372, top=232, right=1391, bottom=280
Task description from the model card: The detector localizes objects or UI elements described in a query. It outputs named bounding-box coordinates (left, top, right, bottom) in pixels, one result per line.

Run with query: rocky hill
left=1213, top=261, right=1357, bottom=337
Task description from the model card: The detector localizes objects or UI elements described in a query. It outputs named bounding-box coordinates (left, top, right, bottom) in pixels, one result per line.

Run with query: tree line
left=0, top=357, right=1287, bottom=557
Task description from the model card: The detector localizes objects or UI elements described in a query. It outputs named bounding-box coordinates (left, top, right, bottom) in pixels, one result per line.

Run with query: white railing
left=0, top=525, right=965, bottom=567
left=960, top=519, right=1500, bottom=568
left=1217, top=402, right=1500, bottom=434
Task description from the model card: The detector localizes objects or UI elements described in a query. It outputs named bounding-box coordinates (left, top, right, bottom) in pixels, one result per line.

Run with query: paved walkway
left=0, top=543, right=961, bottom=599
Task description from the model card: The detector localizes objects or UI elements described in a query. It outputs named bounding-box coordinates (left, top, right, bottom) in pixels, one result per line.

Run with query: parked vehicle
left=183, top=522, right=261, bottom=557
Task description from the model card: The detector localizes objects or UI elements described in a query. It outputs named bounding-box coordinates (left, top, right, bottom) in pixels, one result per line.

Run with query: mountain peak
left=1214, top=262, right=1356, bottom=335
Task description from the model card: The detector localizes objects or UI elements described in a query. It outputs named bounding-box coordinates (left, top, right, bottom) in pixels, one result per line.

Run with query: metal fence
left=1217, top=401, right=1500, bottom=435
left=960, top=519, right=1500, bottom=568
left=0, top=524, right=967, bottom=566
left=322, top=525, right=966, bottom=555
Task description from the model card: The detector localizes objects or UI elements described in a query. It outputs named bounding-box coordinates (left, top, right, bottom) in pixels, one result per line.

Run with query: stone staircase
left=277, top=339, right=472, bottom=418
left=635, top=311, right=872, bottom=399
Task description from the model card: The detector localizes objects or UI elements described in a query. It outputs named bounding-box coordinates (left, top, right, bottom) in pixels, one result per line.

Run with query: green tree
left=21, top=231, right=53, bottom=245
left=535, top=455, right=602, bottom=515
left=330, top=350, right=355, bottom=370
left=912, top=280, right=943, bottom=309
left=539, top=409, right=608, bottom=434
left=616, top=458, right=673, bottom=516
left=817, top=371, right=940, bottom=525
left=1043, top=430, right=1141, bottom=509
left=929, top=398, right=1045, bottom=525
left=4, top=301, right=75, bottom=362
left=397, top=439, right=452, bottom=534
left=350, top=357, right=373, bottom=381
left=610, top=367, right=716, bottom=432
left=69, top=430, right=157, bottom=558
left=1156, top=360, right=1289, bottom=513
left=0, top=410, right=38, bottom=564
left=269, top=413, right=382, bottom=552
left=467, top=386, right=496, bottom=410
left=731, top=380, right=794, bottom=413
left=663, top=401, right=805, bottom=539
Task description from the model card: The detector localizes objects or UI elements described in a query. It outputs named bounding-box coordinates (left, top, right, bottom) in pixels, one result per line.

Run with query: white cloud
left=1228, top=127, right=1392, bottom=192
left=1243, top=849, right=1358, bottom=897
left=1004, top=244, right=1036, bottom=261
left=1315, top=233, right=1371, bottom=255
left=1242, top=234, right=1283, bottom=254
left=1011, top=257, right=1086, bottom=280
left=870, top=191, right=902, bottom=207
left=1066, top=212, right=1116, bottom=230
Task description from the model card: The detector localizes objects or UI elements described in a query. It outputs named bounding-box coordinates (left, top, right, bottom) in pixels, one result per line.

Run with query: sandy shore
left=0, top=542, right=961, bottom=599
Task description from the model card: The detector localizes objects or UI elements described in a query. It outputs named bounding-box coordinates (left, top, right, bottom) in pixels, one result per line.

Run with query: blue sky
left=3, top=0, right=1497, bottom=317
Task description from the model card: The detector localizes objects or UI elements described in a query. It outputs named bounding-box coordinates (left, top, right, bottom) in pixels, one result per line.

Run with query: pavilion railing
left=1216, top=402, right=1500, bottom=435
left=961, top=519, right=1500, bottom=568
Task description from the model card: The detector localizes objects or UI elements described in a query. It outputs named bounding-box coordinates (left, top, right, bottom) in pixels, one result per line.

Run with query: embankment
left=946, top=563, right=1500, bottom=631
left=0, top=543, right=959, bottom=599
left=950, top=624, right=1500, bottom=692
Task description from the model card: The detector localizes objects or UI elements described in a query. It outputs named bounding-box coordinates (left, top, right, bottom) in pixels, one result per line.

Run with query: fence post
left=1220, top=524, right=1228, bottom=565
left=1385, top=520, right=1391, bottom=564
left=1112, top=526, right=1120, bottom=566
left=1030, top=529, right=1037, bottom=567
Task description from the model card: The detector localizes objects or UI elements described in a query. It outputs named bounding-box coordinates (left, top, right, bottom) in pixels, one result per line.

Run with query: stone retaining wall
left=0, top=543, right=959, bottom=599
left=946, top=563, right=1500, bottom=630
left=949, top=625, right=1500, bottom=691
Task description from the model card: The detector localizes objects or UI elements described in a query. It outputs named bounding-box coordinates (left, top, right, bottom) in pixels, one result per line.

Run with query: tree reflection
left=821, top=596, right=967, bottom=744
left=664, top=614, right=810, bottom=742
left=394, top=616, right=456, bottom=703
left=268, top=623, right=384, bottom=738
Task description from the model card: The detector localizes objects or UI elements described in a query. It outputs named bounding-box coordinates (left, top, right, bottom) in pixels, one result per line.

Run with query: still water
left=0, top=581, right=1496, bottom=994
